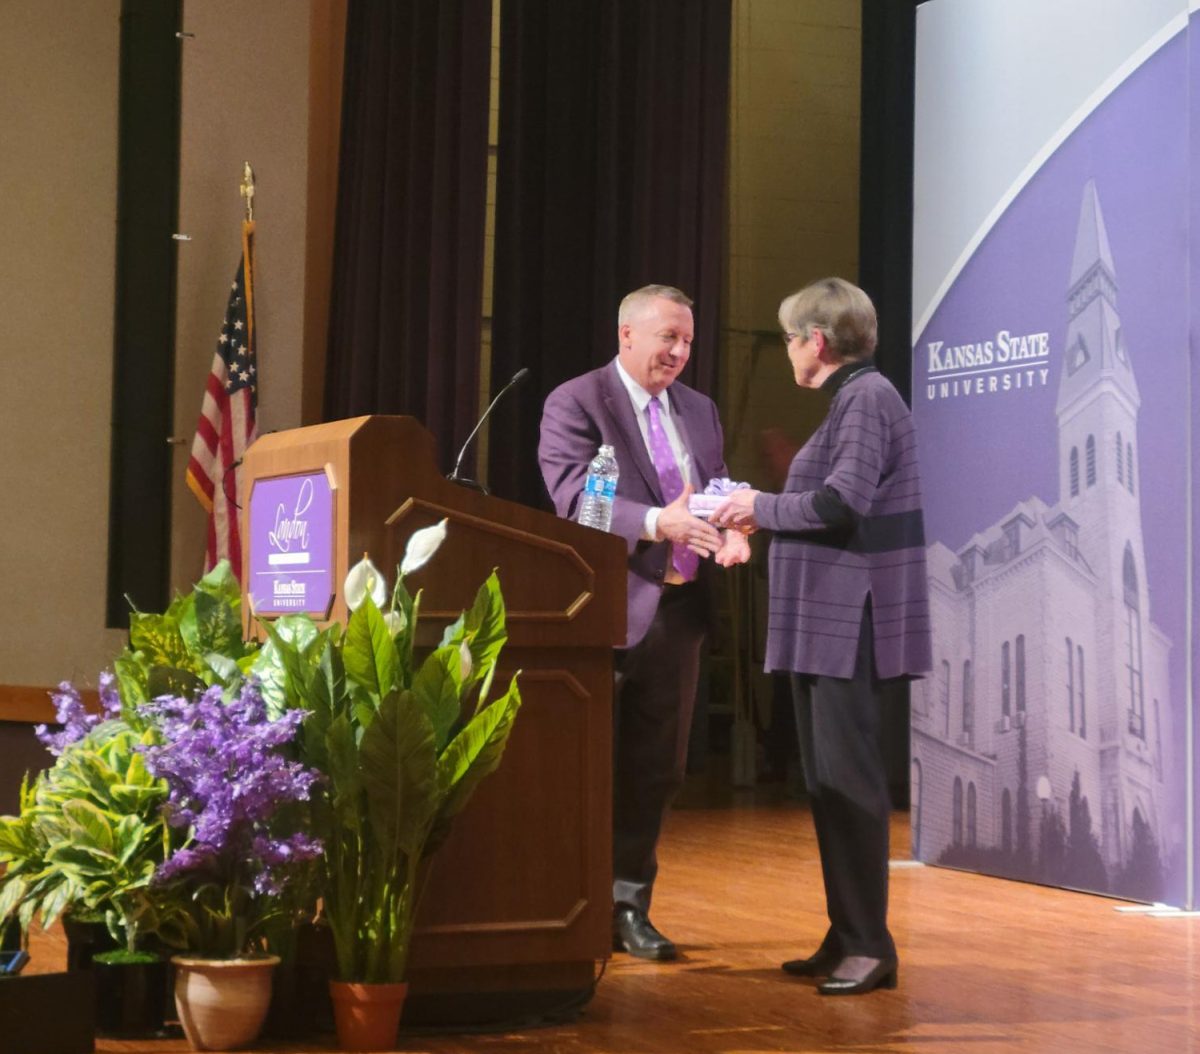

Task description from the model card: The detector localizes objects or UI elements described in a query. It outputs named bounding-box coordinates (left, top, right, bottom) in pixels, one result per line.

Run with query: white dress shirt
left=613, top=357, right=700, bottom=542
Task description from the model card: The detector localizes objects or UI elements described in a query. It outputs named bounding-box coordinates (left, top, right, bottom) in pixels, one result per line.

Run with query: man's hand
left=657, top=484, right=723, bottom=556
left=714, top=529, right=751, bottom=567
left=710, top=488, right=760, bottom=532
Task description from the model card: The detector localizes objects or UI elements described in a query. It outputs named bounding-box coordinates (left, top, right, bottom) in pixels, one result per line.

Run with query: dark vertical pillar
left=858, top=0, right=919, bottom=806
left=858, top=0, right=918, bottom=403
left=106, top=0, right=182, bottom=625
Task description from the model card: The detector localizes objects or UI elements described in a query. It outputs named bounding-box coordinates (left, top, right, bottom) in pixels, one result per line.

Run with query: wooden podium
left=240, top=416, right=625, bottom=1021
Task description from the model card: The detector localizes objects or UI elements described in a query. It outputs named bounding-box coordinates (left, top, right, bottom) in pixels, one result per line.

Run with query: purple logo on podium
left=248, top=471, right=335, bottom=617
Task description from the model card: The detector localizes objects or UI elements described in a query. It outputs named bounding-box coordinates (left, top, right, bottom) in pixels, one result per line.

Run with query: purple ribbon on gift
left=689, top=478, right=751, bottom=518
left=704, top=477, right=751, bottom=497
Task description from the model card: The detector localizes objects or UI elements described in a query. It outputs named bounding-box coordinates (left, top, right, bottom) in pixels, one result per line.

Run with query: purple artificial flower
left=138, top=682, right=323, bottom=898
left=35, top=682, right=100, bottom=755
left=98, top=671, right=123, bottom=719
left=249, top=833, right=324, bottom=896
left=34, top=672, right=125, bottom=756
left=154, top=845, right=220, bottom=884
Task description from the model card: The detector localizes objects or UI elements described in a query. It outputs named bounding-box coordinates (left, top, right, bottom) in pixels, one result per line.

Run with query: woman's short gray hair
left=778, top=277, right=877, bottom=362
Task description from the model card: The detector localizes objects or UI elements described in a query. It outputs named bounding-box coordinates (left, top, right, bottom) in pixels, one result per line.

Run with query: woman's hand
left=710, top=488, right=760, bottom=532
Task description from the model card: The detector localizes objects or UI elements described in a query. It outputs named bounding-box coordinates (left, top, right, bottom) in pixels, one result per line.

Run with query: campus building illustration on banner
left=911, top=182, right=1177, bottom=903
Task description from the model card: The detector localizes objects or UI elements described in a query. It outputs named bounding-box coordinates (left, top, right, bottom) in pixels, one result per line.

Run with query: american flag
left=186, top=220, right=258, bottom=581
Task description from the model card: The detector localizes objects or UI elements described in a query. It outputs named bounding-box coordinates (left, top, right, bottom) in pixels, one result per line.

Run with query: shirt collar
left=821, top=358, right=877, bottom=394
left=614, top=356, right=668, bottom=415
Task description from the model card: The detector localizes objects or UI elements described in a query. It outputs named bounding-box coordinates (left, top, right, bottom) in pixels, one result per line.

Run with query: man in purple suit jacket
left=539, top=285, right=749, bottom=960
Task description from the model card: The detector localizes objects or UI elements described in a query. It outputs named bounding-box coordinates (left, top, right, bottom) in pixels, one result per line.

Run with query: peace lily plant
left=256, top=518, right=523, bottom=985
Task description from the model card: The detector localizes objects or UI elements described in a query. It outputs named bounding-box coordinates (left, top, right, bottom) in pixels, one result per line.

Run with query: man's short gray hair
left=618, top=284, right=694, bottom=326
left=778, top=277, right=877, bottom=362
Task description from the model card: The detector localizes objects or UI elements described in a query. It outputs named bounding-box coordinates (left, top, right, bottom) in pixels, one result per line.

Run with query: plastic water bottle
left=577, top=444, right=618, bottom=532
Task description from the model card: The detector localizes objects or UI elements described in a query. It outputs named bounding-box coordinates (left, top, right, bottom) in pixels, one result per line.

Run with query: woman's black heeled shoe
left=816, top=958, right=898, bottom=995
left=780, top=948, right=840, bottom=977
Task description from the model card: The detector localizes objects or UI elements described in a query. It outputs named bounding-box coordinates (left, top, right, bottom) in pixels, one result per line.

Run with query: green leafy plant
left=115, top=562, right=257, bottom=706
left=0, top=776, right=62, bottom=938
left=258, top=526, right=523, bottom=984
left=0, top=691, right=187, bottom=957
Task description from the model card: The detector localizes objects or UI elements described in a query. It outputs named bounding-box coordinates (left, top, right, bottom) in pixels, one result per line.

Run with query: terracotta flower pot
left=329, top=979, right=409, bottom=1052
left=171, top=954, right=279, bottom=1051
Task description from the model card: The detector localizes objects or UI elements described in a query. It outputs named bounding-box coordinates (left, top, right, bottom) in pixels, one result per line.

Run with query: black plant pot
left=62, top=917, right=118, bottom=972
left=0, top=919, right=20, bottom=953
left=93, top=957, right=168, bottom=1037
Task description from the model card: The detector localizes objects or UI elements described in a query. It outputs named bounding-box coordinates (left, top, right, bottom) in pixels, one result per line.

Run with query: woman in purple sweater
left=713, top=277, right=931, bottom=995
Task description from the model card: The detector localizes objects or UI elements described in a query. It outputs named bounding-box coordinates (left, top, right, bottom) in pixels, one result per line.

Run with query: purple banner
left=1189, top=11, right=1200, bottom=912
left=911, top=29, right=1189, bottom=905
left=247, top=471, right=336, bottom=618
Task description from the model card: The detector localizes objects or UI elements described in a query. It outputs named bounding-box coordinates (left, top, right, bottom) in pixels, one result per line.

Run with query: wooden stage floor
left=30, top=802, right=1200, bottom=1054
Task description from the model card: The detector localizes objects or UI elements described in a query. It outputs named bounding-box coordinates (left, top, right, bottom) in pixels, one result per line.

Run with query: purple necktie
left=646, top=396, right=699, bottom=580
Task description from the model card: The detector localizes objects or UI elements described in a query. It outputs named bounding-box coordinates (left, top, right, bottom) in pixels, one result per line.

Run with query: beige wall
left=0, top=1, right=320, bottom=690
left=721, top=0, right=862, bottom=483
left=0, top=1, right=126, bottom=686
left=171, top=0, right=316, bottom=593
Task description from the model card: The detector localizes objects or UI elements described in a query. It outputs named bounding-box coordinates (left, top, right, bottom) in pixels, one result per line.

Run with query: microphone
left=447, top=367, right=530, bottom=494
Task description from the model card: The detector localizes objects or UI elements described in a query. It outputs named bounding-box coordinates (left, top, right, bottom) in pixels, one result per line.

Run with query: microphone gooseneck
left=448, top=367, right=530, bottom=493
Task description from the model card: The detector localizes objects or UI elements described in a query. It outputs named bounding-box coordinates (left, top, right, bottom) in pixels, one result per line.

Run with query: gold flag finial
left=240, top=161, right=256, bottom=222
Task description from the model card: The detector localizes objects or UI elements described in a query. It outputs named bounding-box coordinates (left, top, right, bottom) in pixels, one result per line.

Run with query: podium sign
left=246, top=470, right=336, bottom=617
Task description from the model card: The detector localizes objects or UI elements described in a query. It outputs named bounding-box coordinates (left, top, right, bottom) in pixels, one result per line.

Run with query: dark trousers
left=791, top=603, right=897, bottom=961
left=612, top=582, right=706, bottom=914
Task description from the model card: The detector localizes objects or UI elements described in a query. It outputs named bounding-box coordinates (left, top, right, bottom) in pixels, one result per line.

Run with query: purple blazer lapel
left=600, top=363, right=664, bottom=503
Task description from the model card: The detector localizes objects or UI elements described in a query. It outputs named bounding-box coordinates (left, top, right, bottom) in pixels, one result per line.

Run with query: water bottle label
left=584, top=476, right=616, bottom=499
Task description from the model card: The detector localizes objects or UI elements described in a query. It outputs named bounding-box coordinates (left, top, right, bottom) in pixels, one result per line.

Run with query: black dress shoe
left=781, top=946, right=841, bottom=977
left=613, top=906, right=677, bottom=961
left=817, top=957, right=898, bottom=996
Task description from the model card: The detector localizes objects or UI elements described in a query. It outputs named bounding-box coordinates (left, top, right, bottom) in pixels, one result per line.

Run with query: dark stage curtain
left=324, top=0, right=492, bottom=475
left=859, top=0, right=920, bottom=806
left=490, top=0, right=732, bottom=508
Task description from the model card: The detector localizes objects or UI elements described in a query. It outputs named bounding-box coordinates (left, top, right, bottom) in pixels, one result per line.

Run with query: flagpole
left=240, top=161, right=255, bottom=222
left=186, top=163, right=260, bottom=579
left=239, top=162, right=256, bottom=348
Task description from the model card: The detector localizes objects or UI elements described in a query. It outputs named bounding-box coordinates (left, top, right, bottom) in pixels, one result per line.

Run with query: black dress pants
left=791, top=603, right=897, bottom=961
left=612, top=581, right=706, bottom=914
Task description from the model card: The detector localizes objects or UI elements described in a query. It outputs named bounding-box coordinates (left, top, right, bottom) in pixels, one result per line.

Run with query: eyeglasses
left=783, top=328, right=818, bottom=346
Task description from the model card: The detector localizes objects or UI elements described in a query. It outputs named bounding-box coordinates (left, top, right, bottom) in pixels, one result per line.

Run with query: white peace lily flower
left=400, top=518, right=448, bottom=577
left=383, top=609, right=406, bottom=636
left=459, top=640, right=473, bottom=682
left=344, top=555, right=388, bottom=611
